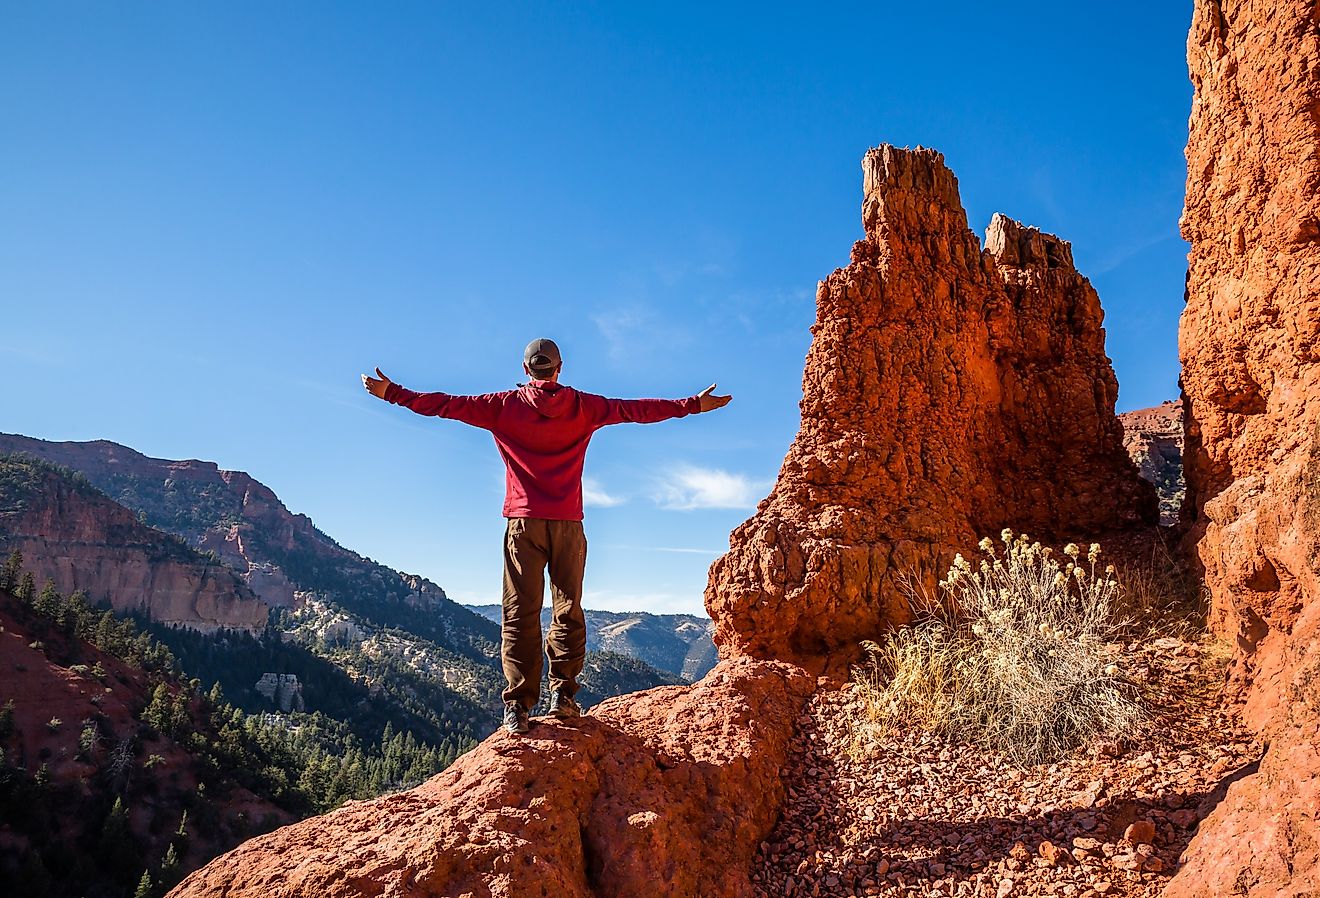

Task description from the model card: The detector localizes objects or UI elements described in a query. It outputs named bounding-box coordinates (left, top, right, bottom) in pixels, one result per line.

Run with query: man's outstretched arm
left=361, top=367, right=503, bottom=429
left=592, top=383, right=732, bottom=427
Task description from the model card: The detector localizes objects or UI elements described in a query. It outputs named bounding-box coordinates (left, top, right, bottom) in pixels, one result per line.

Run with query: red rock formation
left=1168, top=1, right=1320, bottom=894
left=705, top=146, right=1156, bottom=660
left=1118, top=400, right=1185, bottom=526
left=0, top=458, right=268, bottom=633
left=168, top=657, right=812, bottom=898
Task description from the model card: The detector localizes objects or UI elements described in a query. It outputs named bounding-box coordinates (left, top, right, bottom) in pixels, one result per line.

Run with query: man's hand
left=362, top=367, right=394, bottom=400
left=696, top=384, right=732, bottom=413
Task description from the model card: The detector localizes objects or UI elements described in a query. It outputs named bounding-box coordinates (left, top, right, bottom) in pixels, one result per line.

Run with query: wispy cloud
left=592, top=302, right=693, bottom=363
left=583, top=476, right=625, bottom=508
left=1086, top=231, right=1180, bottom=275
left=652, top=464, right=769, bottom=511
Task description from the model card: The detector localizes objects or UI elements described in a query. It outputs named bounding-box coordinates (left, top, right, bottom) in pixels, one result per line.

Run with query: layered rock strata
left=168, top=657, right=812, bottom=898
left=1168, top=1, right=1320, bottom=894
left=0, top=458, right=268, bottom=632
left=706, top=146, right=1156, bottom=660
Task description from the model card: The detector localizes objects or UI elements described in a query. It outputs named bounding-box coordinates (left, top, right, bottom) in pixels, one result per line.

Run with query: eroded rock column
left=706, top=145, right=1155, bottom=660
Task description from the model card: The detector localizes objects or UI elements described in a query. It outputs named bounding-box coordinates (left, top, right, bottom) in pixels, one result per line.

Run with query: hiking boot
left=547, top=691, right=581, bottom=719
left=503, top=702, right=530, bottom=734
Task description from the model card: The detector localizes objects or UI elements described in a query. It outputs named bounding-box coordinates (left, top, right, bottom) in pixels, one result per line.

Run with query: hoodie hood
left=517, top=380, right=577, bottom=418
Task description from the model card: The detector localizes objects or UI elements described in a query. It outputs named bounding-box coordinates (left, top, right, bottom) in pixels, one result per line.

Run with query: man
left=362, top=338, right=731, bottom=734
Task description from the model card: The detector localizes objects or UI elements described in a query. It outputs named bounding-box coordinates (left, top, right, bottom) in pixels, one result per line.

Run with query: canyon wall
left=1167, top=1, right=1320, bottom=895
left=705, top=146, right=1156, bottom=660
left=0, top=457, right=269, bottom=633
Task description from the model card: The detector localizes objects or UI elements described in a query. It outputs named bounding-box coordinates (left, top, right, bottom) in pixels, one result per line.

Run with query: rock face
left=255, top=673, right=306, bottom=712
left=705, top=146, right=1156, bottom=660
left=1118, top=400, right=1185, bottom=526
left=0, top=433, right=506, bottom=692
left=0, top=456, right=268, bottom=633
left=1168, top=1, right=1320, bottom=895
left=168, top=657, right=812, bottom=898
left=0, top=434, right=306, bottom=609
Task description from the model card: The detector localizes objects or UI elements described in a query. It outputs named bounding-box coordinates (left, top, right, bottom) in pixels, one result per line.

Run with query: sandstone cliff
left=0, top=455, right=268, bottom=633
left=705, top=147, right=1156, bottom=660
left=0, top=434, right=336, bottom=609
left=1168, top=1, right=1320, bottom=894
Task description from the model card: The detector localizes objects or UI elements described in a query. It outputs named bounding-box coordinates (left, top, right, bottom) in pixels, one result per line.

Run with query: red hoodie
left=383, top=380, right=701, bottom=520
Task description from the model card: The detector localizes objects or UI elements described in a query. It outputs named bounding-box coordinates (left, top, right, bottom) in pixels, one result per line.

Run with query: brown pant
left=501, top=517, right=587, bottom=710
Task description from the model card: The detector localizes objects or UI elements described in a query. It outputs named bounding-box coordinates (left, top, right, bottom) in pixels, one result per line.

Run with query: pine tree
left=16, top=571, right=35, bottom=602
left=99, top=795, right=140, bottom=878
left=0, top=549, right=21, bottom=592
left=143, top=684, right=173, bottom=735
left=65, top=588, right=89, bottom=634
left=133, top=869, right=154, bottom=898
left=94, top=610, right=115, bottom=650
left=158, top=842, right=182, bottom=891
left=34, top=579, right=62, bottom=622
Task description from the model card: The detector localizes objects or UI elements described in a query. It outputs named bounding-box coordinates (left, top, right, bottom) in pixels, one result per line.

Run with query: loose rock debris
left=751, top=637, right=1259, bottom=898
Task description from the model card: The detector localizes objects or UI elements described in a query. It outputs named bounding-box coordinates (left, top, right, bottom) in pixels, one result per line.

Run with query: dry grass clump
left=1111, top=538, right=1205, bottom=639
left=853, top=531, right=1145, bottom=765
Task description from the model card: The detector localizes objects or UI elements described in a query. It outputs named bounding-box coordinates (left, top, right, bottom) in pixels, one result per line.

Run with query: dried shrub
left=852, top=531, right=1145, bottom=765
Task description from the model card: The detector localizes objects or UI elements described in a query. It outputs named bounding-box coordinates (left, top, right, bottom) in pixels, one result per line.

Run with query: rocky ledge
left=169, top=657, right=813, bottom=898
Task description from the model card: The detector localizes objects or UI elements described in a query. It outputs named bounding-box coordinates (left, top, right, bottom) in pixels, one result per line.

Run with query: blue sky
left=1, top=2, right=1194, bottom=615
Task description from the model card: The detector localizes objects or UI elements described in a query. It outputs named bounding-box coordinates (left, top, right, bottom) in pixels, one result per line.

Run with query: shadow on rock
left=168, top=657, right=813, bottom=898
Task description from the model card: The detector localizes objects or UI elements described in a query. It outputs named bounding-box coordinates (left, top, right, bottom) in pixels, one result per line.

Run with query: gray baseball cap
left=523, top=338, right=562, bottom=374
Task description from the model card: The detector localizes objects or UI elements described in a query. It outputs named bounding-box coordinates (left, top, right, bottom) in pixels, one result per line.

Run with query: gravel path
left=750, top=636, right=1259, bottom=898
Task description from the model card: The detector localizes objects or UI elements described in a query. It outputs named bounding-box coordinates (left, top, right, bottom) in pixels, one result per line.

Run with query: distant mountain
left=0, top=434, right=676, bottom=740
left=468, top=605, right=718, bottom=682
left=0, top=432, right=497, bottom=669
left=0, top=455, right=268, bottom=633
left=0, top=451, right=488, bottom=752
